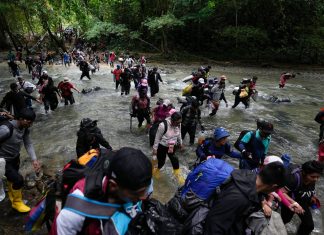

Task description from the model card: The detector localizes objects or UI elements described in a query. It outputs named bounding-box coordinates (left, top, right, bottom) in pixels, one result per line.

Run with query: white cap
left=264, top=155, right=283, bottom=165
left=163, top=99, right=171, bottom=106
left=43, top=70, right=48, bottom=75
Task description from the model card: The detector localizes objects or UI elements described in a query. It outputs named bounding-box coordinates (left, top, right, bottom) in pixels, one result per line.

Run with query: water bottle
left=0, top=179, right=5, bottom=202
left=311, top=204, right=323, bottom=233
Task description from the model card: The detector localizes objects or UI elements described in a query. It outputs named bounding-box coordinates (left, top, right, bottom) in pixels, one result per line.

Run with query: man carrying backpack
left=204, top=162, right=285, bottom=235
left=237, top=119, right=273, bottom=170
left=147, top=67, right=163, bottom=97
left=181, top=100, right=204, bottom=145
left=280, top=160, right=323, bottom=235
left=196, top=127, right=241, bottom=164
left=131, top=87, right=151, bottom=128
left=0, top=108, right=40, bottom=213
left=76, top=118, right=112, bottom=157
left=55, top=147, right=153, bottom=235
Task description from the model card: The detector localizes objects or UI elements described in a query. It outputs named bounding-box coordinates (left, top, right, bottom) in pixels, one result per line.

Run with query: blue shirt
left=241, top=130, right=271, bottom=155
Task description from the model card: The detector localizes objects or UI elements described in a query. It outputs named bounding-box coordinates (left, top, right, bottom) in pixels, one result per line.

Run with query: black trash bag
left=182, top=205, right=210, bottom=235
left=166, top=190, right=188, bottom=223
left=128, top=198, right=183, bottom=235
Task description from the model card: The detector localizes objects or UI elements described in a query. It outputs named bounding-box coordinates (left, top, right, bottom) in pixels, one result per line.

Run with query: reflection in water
left=0, top=61, right=323, bottom=234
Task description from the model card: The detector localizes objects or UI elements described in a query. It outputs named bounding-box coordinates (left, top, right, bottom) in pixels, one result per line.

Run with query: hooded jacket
left=204, top=170, right=261, bottom=235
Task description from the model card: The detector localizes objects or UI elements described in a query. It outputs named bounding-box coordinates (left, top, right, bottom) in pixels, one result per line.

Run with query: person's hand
left=152, top=149, right=157, bottom=155
left=180, top=144, right=184, bottom=151
left=32, top=160, right=41, bottom=173
left=36, top=99, right=43, bottom=104
left=262, top=204, right=272, bottom=217
left=207, top=155, right=215, bottom=160
left=289, top=202, right=304, bottom=214
left=242, top=149, right=252, bottom=159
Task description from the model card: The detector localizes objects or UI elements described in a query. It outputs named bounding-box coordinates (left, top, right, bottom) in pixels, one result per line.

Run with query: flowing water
left=0, top=60, right=323, bottom=234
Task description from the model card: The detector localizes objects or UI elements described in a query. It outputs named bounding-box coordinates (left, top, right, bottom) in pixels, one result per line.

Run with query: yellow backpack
left=78, top=149, right=100, bottom=167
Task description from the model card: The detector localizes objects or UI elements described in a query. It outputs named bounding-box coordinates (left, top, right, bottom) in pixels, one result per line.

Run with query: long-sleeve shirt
left=0, top=120, right=36, bottom=161
left=196, top=139, right=241, bottom=162
left=76, top=127, right=112, bottom=157
left=153, top=118, right=182, bottom=150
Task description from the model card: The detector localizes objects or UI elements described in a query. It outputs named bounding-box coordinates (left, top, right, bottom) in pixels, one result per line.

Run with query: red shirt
left=58, top=82, right=74, bottom=97
left=112, top=69, right=122, bottom=81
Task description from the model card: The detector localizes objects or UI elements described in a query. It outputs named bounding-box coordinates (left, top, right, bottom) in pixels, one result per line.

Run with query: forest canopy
left=0, top=0, right=323, bottom=64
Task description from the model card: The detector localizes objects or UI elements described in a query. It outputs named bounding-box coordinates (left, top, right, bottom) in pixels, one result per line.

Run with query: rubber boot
left=11, top=187, right=30, bottom=213
left=173, top=169, right=185, bottom=185
left=152, top=168, right=160, bottom=179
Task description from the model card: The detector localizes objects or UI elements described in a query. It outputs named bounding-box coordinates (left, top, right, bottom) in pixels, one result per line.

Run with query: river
left=0, top=60, right=323, bottom=234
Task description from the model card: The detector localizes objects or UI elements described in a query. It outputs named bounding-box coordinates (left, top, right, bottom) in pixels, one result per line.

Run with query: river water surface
left=0, top=60, right=323, bottom=234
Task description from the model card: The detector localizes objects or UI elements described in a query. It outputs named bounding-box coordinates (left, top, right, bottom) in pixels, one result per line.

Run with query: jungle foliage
left=0, top=0, right=324, bottom=64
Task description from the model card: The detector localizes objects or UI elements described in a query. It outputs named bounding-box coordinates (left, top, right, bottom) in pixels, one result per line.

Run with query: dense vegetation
left=0, top=0, right=324, bottom=64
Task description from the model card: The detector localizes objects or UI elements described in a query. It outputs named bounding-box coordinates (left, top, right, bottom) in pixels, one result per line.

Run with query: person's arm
left=157, top=73, right=163, bottom=82
left=23, top=129, right=40, bottom=172
left=225, top=144, right=241, bottom=159
left=0, top=94, right=8, bottom=108
left=196, top=143, right=207, bottom=161
left=238, top=132, right=252, bottom=152
left=56, top=190, right=86, bottom=235
left=96, top=132, right=112, bottom=150
left=153, top=122, right=165, bottom=152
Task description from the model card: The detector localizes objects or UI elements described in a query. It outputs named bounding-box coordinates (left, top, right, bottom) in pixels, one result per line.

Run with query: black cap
left=16, top=108, right=36, bottom=121
left=108, top=147, right=152, bottom=191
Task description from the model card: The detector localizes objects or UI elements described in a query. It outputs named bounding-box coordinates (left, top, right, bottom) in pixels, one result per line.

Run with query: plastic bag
left=128, top=198, right=183, bottom=235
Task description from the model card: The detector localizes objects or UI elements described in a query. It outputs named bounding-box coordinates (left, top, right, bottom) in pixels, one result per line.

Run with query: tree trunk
left=24, top=9, right=35, bottom=37
left=40, top=17, right=66, bottom=52
left=161, top=29, right=168, bottom=53
left=0, top=13, right=18, bottom=50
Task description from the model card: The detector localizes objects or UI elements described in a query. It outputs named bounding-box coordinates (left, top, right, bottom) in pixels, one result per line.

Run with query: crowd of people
left=0, top=45, right=323, bottom=235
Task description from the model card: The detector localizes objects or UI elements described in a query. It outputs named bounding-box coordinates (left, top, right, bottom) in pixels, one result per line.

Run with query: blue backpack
left=181, top=158, right=234, bottom=201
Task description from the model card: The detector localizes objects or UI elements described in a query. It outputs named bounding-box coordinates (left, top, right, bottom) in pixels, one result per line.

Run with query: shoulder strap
left=0, top=121, right=14, bottom=144
left=64, top=194, right=120, bottom=219
left=162, top=119, right=168, bottom=135
left=291, top=167, right=302, bottom=191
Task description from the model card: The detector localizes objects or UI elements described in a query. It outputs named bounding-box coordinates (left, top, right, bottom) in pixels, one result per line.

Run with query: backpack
left=234, top=130, right=255, bottom=150
left=26, top=150, right=112, bottom=233
left=181, top=158, right=234, bottom=201
left=149, top=120, right=168, bottom=146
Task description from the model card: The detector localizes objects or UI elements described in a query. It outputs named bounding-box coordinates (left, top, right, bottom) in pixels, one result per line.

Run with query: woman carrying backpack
left=152, top=112, right=185, bottom=185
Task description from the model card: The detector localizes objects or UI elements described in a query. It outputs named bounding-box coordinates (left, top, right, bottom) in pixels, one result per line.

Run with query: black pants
left=44, top=98, right=58, bottom=111
left=150, top=84, right=159, bottom=97
left=115, top=80, right=120, bottom=90
left=157, top=144, right=179, bottom=170
left=5, top=157, right=24, bottom=189
left=232, top=95, right=250, bottom=108
left=137, top=109, right=151, bottom=127
left=319, top=124, right=324, bottom=142
left=80, top=71, right=91, bottom=80
left=181, top=124, right=197, bottom=144
left=281, top=200, right=314, bottom=235
left=63, top=95, right=75, bottom=105
left=121, top=83, right=130, bottom=95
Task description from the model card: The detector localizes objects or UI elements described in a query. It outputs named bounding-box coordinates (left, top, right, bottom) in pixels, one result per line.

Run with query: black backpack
left=0, top=118, right=14, bottom=144
left=233, top=130, right=255, bottom=150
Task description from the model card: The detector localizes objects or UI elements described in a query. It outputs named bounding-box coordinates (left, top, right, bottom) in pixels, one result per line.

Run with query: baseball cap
left=264, top=155, right=283, bottom=165
left=108, top=147, right=152, bottom=191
